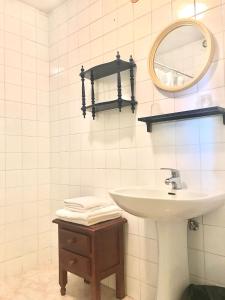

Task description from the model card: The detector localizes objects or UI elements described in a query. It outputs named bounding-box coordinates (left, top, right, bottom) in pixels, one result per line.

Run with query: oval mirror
left=149, top=19, right=214, bottom=92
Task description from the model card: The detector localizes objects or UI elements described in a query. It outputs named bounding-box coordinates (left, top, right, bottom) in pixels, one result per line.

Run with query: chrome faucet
left=161, top=168, right=183, bottom=190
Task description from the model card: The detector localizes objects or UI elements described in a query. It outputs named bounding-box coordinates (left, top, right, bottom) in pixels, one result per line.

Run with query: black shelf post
left=129, top=55, right=136, bottom=113
left=116, top=51, right=123, bottom=112
left=81, top=65, right=86, bottom=118
left=90, top=70, right=96, bottom=120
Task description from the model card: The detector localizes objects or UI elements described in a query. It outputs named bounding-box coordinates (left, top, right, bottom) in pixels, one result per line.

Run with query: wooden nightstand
left=53, top=217, right=127, bottom=300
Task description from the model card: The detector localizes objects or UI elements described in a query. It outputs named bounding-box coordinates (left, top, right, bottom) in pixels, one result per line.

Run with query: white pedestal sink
left=109, top=187, right=225, bottom=300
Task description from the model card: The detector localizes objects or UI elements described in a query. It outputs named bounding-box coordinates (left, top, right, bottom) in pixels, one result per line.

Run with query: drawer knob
left=67, top=237, right=77, bottom=245
left=68, top=259, right=77, bottom=266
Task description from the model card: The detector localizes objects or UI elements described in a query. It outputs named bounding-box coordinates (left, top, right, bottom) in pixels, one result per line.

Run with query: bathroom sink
left=110, top=186, right=225, bottom=300
left=110, top=187, right=225, bottom=221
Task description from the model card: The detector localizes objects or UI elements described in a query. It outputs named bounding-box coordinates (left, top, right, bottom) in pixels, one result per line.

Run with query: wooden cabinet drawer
left=59, top=229, right=91, bottom=256
left=59, top=249, right=91, bottom=278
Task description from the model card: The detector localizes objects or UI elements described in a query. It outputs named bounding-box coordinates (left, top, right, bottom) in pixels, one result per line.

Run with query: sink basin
left=110, top=187, right=225, bottom=221
left=109, top=186, right=225, bottom=300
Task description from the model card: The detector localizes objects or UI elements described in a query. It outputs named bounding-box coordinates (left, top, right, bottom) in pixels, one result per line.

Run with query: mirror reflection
left=154, top=25, right=208, bottom=88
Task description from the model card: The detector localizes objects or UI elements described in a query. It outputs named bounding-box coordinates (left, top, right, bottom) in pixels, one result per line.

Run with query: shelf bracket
left=223, top=114, right=225, bottom=125
left=146, top=122, right=152, bottom=133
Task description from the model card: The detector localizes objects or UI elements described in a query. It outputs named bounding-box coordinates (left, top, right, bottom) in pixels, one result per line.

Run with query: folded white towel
left=65, top=204, right=109, bottom=212
left=56, top=205, right=121, bottom=226
left=64, top=196, right=107, bottom=212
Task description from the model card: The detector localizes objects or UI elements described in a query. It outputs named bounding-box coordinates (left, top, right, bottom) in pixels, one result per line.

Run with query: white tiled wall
left=0, top=0, right=51, bottom=279
left=48, top=0, right=225, bottom=299
left=0, top=0, right=223, bottom=298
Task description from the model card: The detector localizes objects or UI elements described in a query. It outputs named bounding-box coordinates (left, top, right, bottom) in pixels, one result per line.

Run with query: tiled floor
left=0, top=265, right=132, bottom=300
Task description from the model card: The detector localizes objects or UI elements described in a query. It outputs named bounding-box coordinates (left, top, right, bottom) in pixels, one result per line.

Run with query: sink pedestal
left=156, top=221, right=189, bottom=300
left=110, top=186, right=225, bottom=300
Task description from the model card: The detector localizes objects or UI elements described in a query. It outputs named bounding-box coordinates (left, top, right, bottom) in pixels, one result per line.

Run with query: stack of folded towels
left=56, top=196, right=121, bottom=226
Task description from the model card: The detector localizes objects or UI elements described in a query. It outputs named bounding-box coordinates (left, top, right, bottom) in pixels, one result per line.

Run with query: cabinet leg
left=59, top=267, right=67, bottom=296
left=116, top=269, right=125, bottom=299
left=91, top=280, right=101, bottom=300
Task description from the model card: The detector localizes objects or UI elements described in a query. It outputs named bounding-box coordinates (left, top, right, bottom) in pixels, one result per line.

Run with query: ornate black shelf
left=82, top=60, right=132, bottom=80
left=86, top=99, right=136, bottom=112
left=138, top=106, right=225, bottom=132
left=80, top=52, right=137, bottom=119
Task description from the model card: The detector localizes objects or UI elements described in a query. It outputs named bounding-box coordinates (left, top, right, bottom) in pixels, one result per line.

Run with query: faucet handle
left=160, top=168, right=180, bottom=177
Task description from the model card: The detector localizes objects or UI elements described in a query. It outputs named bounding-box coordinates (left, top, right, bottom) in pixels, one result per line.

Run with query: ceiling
left=21, top=0, right=66, bottom=12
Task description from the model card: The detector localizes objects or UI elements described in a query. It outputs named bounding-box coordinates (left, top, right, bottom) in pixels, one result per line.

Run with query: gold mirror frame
left=148, top=19, right=214, bottom=92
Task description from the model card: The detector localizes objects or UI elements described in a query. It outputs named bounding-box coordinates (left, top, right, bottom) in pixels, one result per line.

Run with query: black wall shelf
left=82, top=60, right=131, bottom=80
left=138, top=106, right=225, bottom=132
left=80, top=51, right=137, bottom=119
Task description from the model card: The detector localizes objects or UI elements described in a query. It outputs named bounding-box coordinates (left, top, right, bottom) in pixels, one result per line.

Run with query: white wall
left=3, top=0, right=225, bottom=298
left=0, top=0, right=51, bottom=279
left=48, top=1, right=225, bottom=299
left=48, top=0, right=225, bottom=298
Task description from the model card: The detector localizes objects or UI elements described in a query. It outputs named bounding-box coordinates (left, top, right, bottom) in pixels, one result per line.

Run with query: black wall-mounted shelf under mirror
left=138, top=106, right=225, bottom=132
left=80, top=51, right=137, bottom=119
